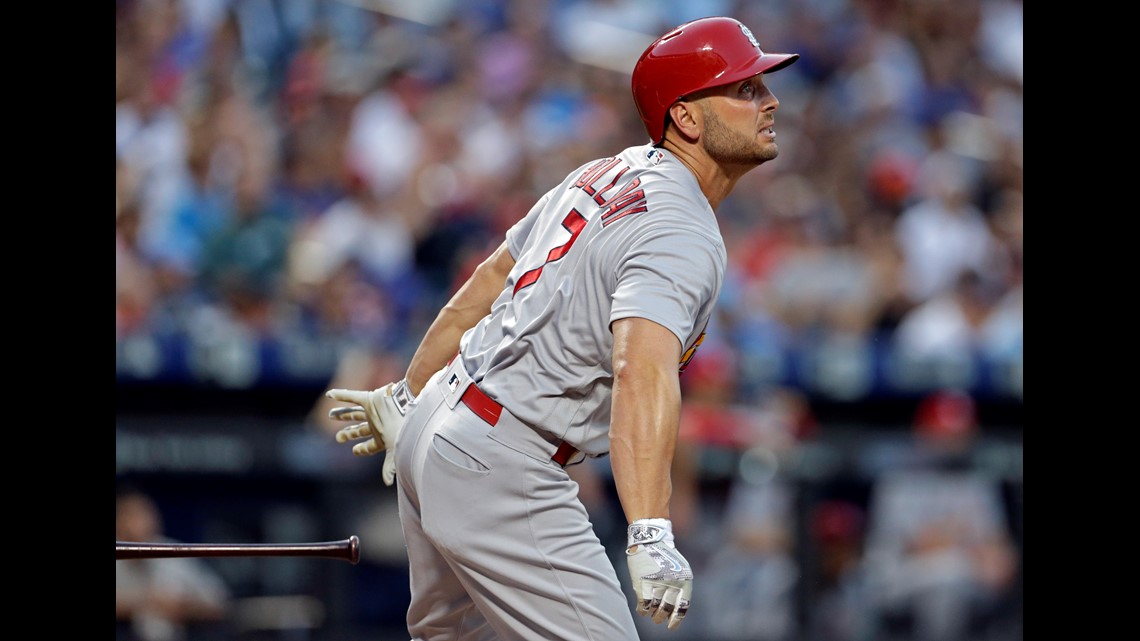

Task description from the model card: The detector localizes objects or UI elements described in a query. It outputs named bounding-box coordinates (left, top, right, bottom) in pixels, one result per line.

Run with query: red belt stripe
left=459, top=382, right=579, bottom=467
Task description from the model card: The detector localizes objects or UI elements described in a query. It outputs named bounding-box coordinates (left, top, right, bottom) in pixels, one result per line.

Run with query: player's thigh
left=399, top=462, right=498, bottom=641
left=422, top=440, right=636, bottom=640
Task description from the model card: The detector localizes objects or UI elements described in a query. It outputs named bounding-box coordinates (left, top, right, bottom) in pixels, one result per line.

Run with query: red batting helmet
left=631, top=17, right=799, bottom=144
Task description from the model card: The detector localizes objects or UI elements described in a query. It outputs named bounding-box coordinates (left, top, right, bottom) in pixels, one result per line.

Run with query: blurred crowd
left=117, top=484, right=233, bottom=641
left=116, top=0, right=1023, bottom=401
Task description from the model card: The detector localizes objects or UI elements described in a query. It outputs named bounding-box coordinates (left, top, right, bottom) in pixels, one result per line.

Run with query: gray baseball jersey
left=459, top=143, right=727, bottom=456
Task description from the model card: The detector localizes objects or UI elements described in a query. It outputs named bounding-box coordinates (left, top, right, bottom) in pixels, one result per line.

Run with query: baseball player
left=326, top=16, right=799, bottom=641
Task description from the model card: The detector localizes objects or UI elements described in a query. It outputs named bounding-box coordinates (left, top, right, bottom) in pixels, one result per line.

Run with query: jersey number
left=513, top=209, right=587, bottom=295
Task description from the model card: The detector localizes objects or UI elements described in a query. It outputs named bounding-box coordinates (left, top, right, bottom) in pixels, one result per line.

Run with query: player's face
left=698, top=76, right=781, bottom=166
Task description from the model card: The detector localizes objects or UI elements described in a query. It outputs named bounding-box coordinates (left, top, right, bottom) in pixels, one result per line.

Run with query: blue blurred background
left=116, top=1, right=1022, bottom=640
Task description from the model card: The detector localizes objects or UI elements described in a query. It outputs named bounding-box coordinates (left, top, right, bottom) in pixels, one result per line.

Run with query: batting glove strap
left=627, top=518, right=675, bottom=550
left=389, top=378, right=415, bottom=416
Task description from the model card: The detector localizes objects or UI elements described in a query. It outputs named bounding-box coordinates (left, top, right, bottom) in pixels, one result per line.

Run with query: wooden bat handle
left=116, top=535, right=360, bottom=564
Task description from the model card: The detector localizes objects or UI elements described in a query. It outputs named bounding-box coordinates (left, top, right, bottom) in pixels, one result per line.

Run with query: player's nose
left=760, top=86, right=779, bottom=112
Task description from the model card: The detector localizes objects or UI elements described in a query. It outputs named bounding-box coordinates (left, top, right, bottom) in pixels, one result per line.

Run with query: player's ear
left=666, top=100, right=703, bottom=142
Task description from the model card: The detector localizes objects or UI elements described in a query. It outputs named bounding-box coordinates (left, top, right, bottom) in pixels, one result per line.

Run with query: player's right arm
left=404, top=240, right=515, bottom=396
left=402, top=187, right=558, bottom=395
left=325, top=239, right=515, bottom=484
left=325, top=190, right=547, bottom=478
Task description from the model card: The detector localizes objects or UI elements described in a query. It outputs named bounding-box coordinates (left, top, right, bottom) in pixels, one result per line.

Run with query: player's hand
left=625, top=518, right=692, bottom=630
left=326, top=379, right=415, bottom=486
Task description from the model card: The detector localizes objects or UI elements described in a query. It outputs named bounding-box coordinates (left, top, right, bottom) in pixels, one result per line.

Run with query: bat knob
left=348, top=535, right=360, bottom=565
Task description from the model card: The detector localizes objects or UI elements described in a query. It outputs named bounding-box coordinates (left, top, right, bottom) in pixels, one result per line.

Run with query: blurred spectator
left=197, top=164, right=297, bottom=332
left=116, top=485, right=233, bottom=641
left=895, top=150, right=997, bottom=304
left=978, top=188, right=1023, bottom=363
left=116, top=53, right=190, bottom=267
left=805, top=500, right=875, bottom=641
left=668, top=338, right=816, bottom=641
left=861, top=390, right=1020, bottom=641
left=682, top=459, right=801, bottom=641
left=827, top=10, right=927, bottom=128
left=276, top=29, right=353, bottom=220
left=141, top=120, right=232, bottom=300
left=346, top=68, right=426, bottom=201
left=850, top=208, right=911, bottom=332
left=287, top=166, right=416, bottom=293
left=892, top=267, right=1006, bottom=362
left=979, top=0, right=1023, bottom=85
left=759, top=177, right=884, bottom=338
left=865, top=147, right=920, bottom=215
left=117, top=159, right=159, bottom=336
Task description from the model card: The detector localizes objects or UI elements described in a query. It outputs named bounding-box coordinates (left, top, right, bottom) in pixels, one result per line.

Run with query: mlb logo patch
left=448, top=373, right=460, bottom=391
left=646, top=148, right=663, bottom=165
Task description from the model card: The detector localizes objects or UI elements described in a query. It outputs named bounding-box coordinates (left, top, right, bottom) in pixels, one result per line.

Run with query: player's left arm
left=404, top=240, right=515, bottom=395
left=609, top=316, right=683, bottom=522
left=609, top=316, right=693, bottom=628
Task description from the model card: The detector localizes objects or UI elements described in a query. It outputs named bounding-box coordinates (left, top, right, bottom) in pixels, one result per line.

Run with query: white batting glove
left=326, top=379, right=415, bottom=486
left=626, top=518, right=692, bottom=630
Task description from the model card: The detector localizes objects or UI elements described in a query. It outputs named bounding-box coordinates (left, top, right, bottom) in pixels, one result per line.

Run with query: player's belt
left=459, top=382, right=581, bottom=467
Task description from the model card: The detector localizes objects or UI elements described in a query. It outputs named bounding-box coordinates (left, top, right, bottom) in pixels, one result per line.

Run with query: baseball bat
left=116, top=535, right=360, bottom=564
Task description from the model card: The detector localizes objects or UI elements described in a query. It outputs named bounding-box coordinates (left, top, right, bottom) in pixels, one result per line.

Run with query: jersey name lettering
left=572, top=157, right=648, bottom=227
left=599, top=177, right=647, bottom=226
left=574, top=157, right=623, bottom=196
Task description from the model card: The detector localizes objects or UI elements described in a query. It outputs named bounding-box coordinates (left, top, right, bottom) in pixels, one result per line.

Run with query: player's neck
left=659, top=140, right=740, bottom=211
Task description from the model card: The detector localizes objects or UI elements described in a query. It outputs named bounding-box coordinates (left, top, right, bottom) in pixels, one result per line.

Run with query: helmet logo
left=739, top=24, right=760, bottom=49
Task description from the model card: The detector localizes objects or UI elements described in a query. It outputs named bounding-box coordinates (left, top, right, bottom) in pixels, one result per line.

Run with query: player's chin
left=751, top=144, right=779, bottom=164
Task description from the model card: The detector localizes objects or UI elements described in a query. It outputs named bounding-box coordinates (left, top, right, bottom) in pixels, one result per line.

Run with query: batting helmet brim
left=702, top=51, right=799, bottom=98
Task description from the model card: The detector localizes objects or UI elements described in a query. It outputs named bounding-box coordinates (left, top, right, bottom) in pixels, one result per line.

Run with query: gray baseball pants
left=394, top=357, right=640, bottom=641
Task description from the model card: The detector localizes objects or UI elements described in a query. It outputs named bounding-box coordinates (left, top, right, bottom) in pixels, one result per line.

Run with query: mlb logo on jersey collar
left=448, top=372, right=460, bottom=392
